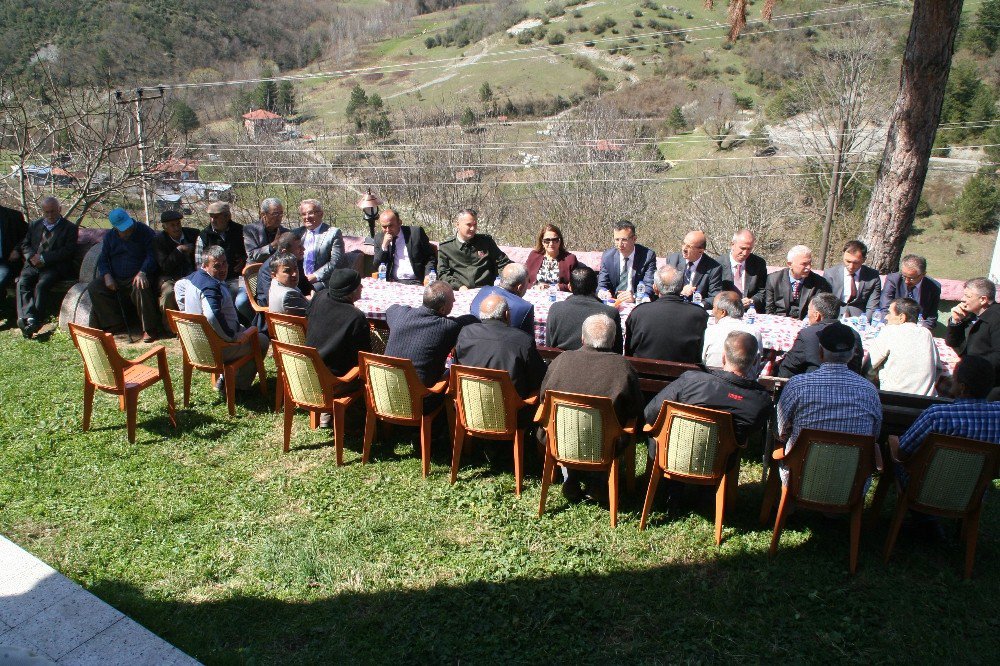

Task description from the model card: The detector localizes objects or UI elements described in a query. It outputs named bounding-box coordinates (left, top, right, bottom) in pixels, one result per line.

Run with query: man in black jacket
left=778, top=293, right=863, bottom=378
left=546, top=265, right=623, bottom=353
left=154, top=210, right=198, bottom=331
left=305, top=269, right=370, bottom=406
left=372, top=209, right=435, bottom=284
left=765, top=245, right=832, bottom=320
left=16, top=196, right=79, bottom=337
left=663, top=229, right=723, bottom=309
left=0, top=204, right=28, bottom=311
left=194, top=202, right=249, bottom=321
left=625, top=264, right=708, bottom=364
left=717, top=228, right=767, bottom=311
left=946, top=277, right=1000, bottom=397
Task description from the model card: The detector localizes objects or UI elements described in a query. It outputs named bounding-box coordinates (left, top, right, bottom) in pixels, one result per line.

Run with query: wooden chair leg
left=609, top=457, right=620, bottom=528
left=450, top=423, right=466, bottom=485
left=309, top=411, right=319, bottom=430
left=182, top=362, right=192, bottom=407
left=759, top=464, right=780, bottom=525
left=769, top=486, right=791, bottom=557
left=333, top=400, right=348, bottom=467
left=255, top=348, right=267, bottom=396
left=420, top=414, right=432, bottom=478
left=161, top=368, right=178, bottom=429
left=638, top=464, right=662, bottom=531
left=964, top=508, right=982, bottom=580
left=119, top=395, right=126, bottom=411
left=513, top=429, right=524, bottom=497
left=274, top=368, right=284, bottom=413
left=849, top=503, right=862, bottom=574
left=282, top=394, right=294, bottom=453
left=883, top=494, right=908, bottom=564
left=714, top=474, right=727, bottom=546
left=726, top=461, right=740, bottom=505
left=362, top=409, right=377, bottom=464
left=224, top=367, right=237, bottom=417
left=538, top=453, right=554, bottom=517
left=83, top=380, right=95, bottom=432
left=125, top=389, right=138, bottom=444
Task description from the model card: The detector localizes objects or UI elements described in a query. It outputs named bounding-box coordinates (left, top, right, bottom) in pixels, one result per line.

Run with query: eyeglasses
left=542, top=237, right=561, bottom=244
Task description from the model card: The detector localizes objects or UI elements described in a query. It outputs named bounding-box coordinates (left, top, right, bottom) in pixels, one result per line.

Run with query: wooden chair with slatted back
left=265, top=311, right=309, bottom=412
left=640, top=400, right=741, bottom=545
left=884, top=433, right=1000, bottom=579
left=166, top=309, right=267, bottom=416
left=272, top=341, right=363, bottom=465
left=535, top=390, right=637, bottom=528
left=358, top=352, right=451, bottom=478
left=448, top=364, right=538, bottom=497
left=68, top=323, right=177, bottom=444
left=760, top=428, right=880, bottom=574
left=242, top=262, right=266, bottom=314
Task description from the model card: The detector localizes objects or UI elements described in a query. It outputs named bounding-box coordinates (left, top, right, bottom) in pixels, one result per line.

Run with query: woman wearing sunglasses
left=524, top=223, right=579, bottom=292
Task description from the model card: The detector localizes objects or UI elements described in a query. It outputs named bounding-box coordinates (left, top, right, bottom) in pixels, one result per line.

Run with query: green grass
left=0, top=322, right=998, bottom=663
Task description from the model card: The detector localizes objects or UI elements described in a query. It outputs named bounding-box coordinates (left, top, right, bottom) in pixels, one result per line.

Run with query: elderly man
left=546, top=265, right=622, bottom=353
left=297, top=199, right=344, bottom=292
left=597, top=220, right=657, bottom=304
left=778, top=292, right=863, bottom=378
left=825, top=240, right=881, bottom=319
left=177, top=245, right=268, bottom=391
left=765, top=244, right=831, bottom=320
left=385, top=280, right=478, bottom=388
left=88, top=209, right=160, bottom=342
left=946, top=277, right=1000, bottom=397
left=0, top=203, right=27, bottom=311
left=16, top=196, right=78, bottom=338
left=664, top=229, right=723, bottom=308
left=469, top=263, right=535, bottom=337
left=154, top=210, right=198, bottom=332
left=868, top=297, right=942, bottom=396
left=267, top=252, right=310, bottom=317
left=372, top=208, right=435, bottom=284
left=717, top=228, right=767, bottom=311
left=775, top=323, right=882, bottom=484
left=193, top=202, right=249, bottom=321
left=625, top=264, right=708, bottom=364
left=437, top=209, right=510, bottom=289
left=539, top=313, right=644, bottom=501
left=880, top=254, right=940, bottom=329
left=243, top=197, right=288, bottom=263
left=306, top=268, right=370, bottom=377
left=702, top=291, right=762, bottom=369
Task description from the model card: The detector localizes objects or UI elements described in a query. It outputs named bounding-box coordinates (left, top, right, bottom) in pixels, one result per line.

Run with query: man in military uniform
left=436, top=209, right=511, bottom=290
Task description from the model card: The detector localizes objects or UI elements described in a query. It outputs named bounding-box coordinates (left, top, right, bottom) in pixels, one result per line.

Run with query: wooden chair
left=68, top=323, right=177, bottom=444
left=265, top=311, right=309, bottom=412
left=536, top=390, right=637, bottom=527
left=369, top=322, right=388, bottom=355
left=358, top=352, right=451, bottom=478
left=884, top=433, right=1000, bottom=579
left=640, top=401, right=741, bottom=545
left=166, top=309, right=267, bottom=416
left=448, top=364, right=538, bottom=497
left=760, top=429, right=880, bottom=574
left=271, top=341, right=363, bottom=465
left=242, top=262, right=266, bottom=314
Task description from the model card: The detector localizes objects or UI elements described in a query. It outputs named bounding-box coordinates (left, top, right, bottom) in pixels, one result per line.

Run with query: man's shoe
left=561, top=480, right=585, bottom=504
left=141, top=331, right=157, bottom=343
left=319, top=412, right=333, bottom=429
left=22, top=318, right=38, bottom=339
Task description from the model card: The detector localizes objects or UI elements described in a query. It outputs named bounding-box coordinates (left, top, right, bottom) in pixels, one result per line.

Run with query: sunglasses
left=542, top=237, right=561, bottom=244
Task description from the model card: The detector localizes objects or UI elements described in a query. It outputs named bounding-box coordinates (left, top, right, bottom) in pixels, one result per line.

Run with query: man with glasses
left=597, top=220, right=657, bottom=304
left=880, top=254, right=941, bottom=329
left=718, top=228, right=767, bottom=311
left=664, top=229, right=723, bottom=309
left=295, top=198, right=344, bottom=292
left=243, top=197, right=288, bottom=263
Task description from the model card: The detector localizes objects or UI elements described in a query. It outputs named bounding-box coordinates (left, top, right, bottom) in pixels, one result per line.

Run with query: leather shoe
left=141, top=331, right=157, bottom=343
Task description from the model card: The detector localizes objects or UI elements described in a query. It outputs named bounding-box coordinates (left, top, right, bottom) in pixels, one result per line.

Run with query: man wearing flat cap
left=154, top=209, right=198, bottom=332
left=775, top=322, right=882, bottom=485
left=194, top=201, right=250, bottom=322
left=88, top=208, right=160, bottom=342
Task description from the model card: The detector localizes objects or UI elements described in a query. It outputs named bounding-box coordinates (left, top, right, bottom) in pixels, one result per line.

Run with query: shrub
left=954, top=168, right=1000, bottom=232
left=548, top=31, right=565, bottom=45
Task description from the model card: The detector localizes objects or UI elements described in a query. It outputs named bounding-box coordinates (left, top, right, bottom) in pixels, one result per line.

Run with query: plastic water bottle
left=548, top=283, right=558, bottom=302
left=918, top=312, right=925, bottom=326
left=377, top=263, right=387, bottom=281
left=692, top=290, right=703, bottom=306
left=858, top=314, right=868, bottom=334
left=745, top=303, right=757, bottom=324
left=494, top=275, right=501, bottom=287
left=871, top=308, right=884, bottom=329
left=635, top=282, right=648, bottom=304
left=427, top=269, right=437, bottom=284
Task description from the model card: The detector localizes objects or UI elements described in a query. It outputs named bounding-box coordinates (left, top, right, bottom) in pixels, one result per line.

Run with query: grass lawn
left=0, top=321, right=997, bottom=663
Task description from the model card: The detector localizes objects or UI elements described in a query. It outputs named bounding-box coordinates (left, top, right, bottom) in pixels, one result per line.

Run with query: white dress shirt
left=392, top=236, right=416, bottom=281
left=702, top=316, right=763, bottom=369
left=867, top=321, right=942, bottom=396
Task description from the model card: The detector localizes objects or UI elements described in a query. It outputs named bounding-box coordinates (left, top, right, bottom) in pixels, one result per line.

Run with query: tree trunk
left=861, top=0, right=964, bottom=273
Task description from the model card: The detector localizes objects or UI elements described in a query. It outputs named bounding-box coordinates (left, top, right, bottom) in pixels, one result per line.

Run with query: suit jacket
left=717, top=252, right=767, bottom=311
left=597, top=245, right=657, bottom=296
left=825, top=264, right=882, bottom=318
left=945, top=302, right=1000, bottom=387
left=778, top=320, right=864, bottom=378
left=455, top=320, right=546, bottom=398
left=154, top=227, right=199, bottom=281
left=664, top=252, right=723, bottom=309
left=194, top=221, right=246, bottom=281
left=469, top=285, right=535, bottom=338
left=540, top=346, right=644, bottom=426
left=268, top=281, right=310, bottom=317
left=545, top=293, right=623, bottom=353
left=881, top=273, right=941, bottom=329
left=372, top=225, right=436, bottom=283
left=625, top=294, right=708, bottom=364
left=243, top=220, right=290, bottom=263
left=306, top=294, right=371, bottom=376
left=297, top=224, right=344, bottom=286
left=256, top=254, right=312, bottom=308
left=765, top=269, right=832, bottom=320
left=524, top=250, right=578, bottom=292
left=19, top=217, right=79, bottom=278
left=384, top=304, right=477, bottom=386
left=1, top=205, right=28, bottom=264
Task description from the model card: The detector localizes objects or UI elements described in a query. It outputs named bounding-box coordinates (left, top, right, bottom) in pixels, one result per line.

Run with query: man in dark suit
left=546, top=265, right=623, bottom=353
left=243, top=197, right=289, bottom=263
left=880, top=254, right=941, bottom=329
left=765, top=245, right=832, bottom=320
left=717, top=228, right=767, bottom=311
left=825, top=240, right=881, bottom=318
left=0, top=204, right=28, bottom=310
left=625, top=264, right=708, bottom=364
left=455, top=294, right=546, bottom=403
left=469, top=263, right=534, bottom=337
left=306, top=269, right=370, bottom=377
left=946, top=277, right=1000, bottom=397
left=16, top=196, right=79, bottom=337
left=664, top=229, right=723, bottom=309
left=597, top=220, right=657, bottom=303
left=778, top=293, right=863, bottom=378
left=154, top=210, right=199, bottom=331
left=372, top=209, right=436, bottom=284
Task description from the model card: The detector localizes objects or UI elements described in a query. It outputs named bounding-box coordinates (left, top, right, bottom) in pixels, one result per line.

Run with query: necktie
left=617, top=257, right=630, bottom=293
left=387, top=236, right=396, bottom=280
left=906, top=286, right=915, bottom=300
left=685, top=261, right=695, bottom=285
left=791, top=280, right=801, bottom=302
left=734, top=263, right=743, bottom=292
left=849, top=272, right=857, bottom=301
left=303, top=230, right=316, bottom=275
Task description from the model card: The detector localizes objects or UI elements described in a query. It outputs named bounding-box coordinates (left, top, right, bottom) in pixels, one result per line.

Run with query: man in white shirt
left=664, top=229, right=723, bottom=309
left=371, top=208, right=436, bottom=284
left=868, top=297, right=942, bottom=396
left=702, top=291, right=763, bottom=370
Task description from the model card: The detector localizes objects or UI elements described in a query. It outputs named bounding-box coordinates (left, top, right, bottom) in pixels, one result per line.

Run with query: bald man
left=664, top=230, right=723, bottom=310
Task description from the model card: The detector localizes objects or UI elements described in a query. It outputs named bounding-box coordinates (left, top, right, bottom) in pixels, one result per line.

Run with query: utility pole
left=114, top=87, right=164, bottom=227
left=819, top=118, right=849, bottom=268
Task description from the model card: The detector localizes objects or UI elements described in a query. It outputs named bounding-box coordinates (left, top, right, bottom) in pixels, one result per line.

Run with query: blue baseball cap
left=108, top=208, right=134, bottom=232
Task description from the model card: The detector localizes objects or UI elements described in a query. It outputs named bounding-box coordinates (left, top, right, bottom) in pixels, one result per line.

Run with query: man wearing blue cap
left=87, top=208, right=160, bottom=342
